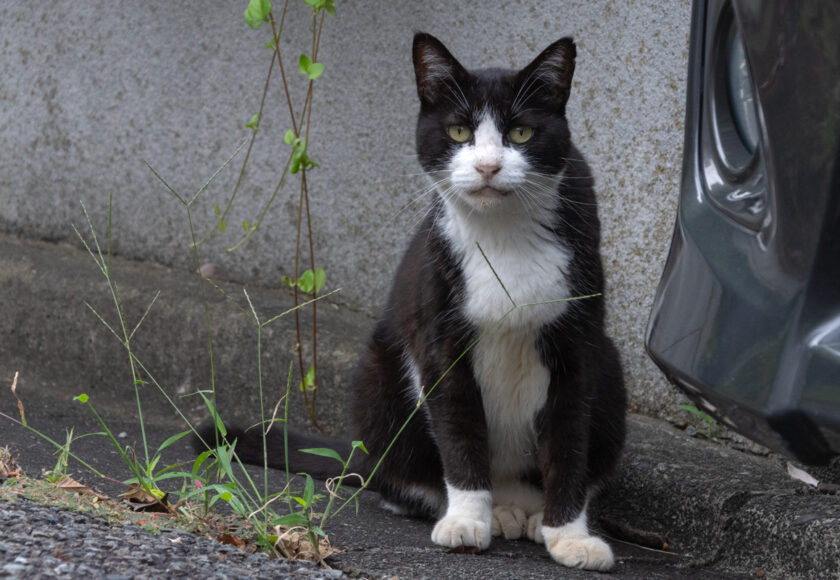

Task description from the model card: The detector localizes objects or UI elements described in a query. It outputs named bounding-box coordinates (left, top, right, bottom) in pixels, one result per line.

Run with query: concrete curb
left=603, top=415, right=839, bottom=578
left=0, top=233, right=369, bottom=436
left=2, top=234, right=838, bottom=579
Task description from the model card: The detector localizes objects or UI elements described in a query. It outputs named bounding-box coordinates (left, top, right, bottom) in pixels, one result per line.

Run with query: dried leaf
left=10, top=372, right=25, bottom=426
left=119, top=483, right=173, bottom=513
left=270, top=526, right=340, bottom=565
left=787, top=462, right=819, bottom=487
left=217, top=532, right=247, bottom=550
left=54, top=476, right=110, bottom=501
left=0, top=446, right=22, bottom=479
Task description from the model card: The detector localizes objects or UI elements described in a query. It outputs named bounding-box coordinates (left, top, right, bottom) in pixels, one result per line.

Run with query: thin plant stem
left=0, top=410, right=111, bottom=481
left=475, top=241, right=516, bottom=307
left=225, top=155, right=293, bottom=252
left=242, top=289, right=270, bottom=528
left=194, top=52, right=278, bottom=247
left=77, top=199, right=150, bottom=468
left=319, top=446, right=357, bottom=528
left=283, top=361, right=293, bottom=513
left=291, top=173, right=318, bottom=428
left=269, top=12, right=298, bottom=137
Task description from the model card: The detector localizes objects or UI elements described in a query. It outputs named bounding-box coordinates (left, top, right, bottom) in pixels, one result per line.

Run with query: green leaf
left=303, top=0, right=335, bottom=15
left=271, top=512, right=309, bottom=528
left=351, top=440, right=369, bottom=454
left=242, top=220, right=250, bottom=231
left=289, top=138, right=317, bottom=174
left=284, top=129, right=295, bottom=145
left=245, top=113, right=260, bottom=130
left=244, top=0, right=272, bottom=29
left=297, top=269, right=315, bottom=293
left=215, top=445, right=234, bottom=478
left=219, top=219, right=227, bottom=233
left=281, top=275, right=295, bottom=287
left=299, top=365, right=315, bottom=392
left=298, top=54, right=324, bottom=80
left=307, top=62, right=324, bottom=80
left=310, top=525, right=326, bottom=537
left=157, top=430, right=191, bottom=453
left=303, top=473, right=315, bottom=508
left=147, top=454, right=161, bottom=475
left=192, top=449, right=216, bottom=477
left=313, top=268, right=326, bottom=294
left=74, top=393, right=89, bottom=403
left=299, top=447, right=344, bottom=465
left=198, top=390, right=227, bottom=439
left=214, top=204, right=221, bottom=216
left=298, top=54, right=312, bottom=75
left=677, top=404, right=716, bottom=434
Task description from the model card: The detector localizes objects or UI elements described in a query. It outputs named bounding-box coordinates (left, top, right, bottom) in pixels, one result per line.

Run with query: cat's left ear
left=516, top=37, right=576, bottom=112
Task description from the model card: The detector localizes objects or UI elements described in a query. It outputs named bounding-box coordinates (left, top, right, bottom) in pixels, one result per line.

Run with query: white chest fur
left=440, top=200, right=572, bottom=481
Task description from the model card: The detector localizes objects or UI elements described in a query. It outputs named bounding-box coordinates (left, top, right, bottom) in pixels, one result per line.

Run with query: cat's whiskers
left=520, top=177, right=590, bottom=222
left=442, top=70, right=471, bottom=113
left=391, top=174, right=453, bottom=225
left=512, top=187, right=542, bottom=218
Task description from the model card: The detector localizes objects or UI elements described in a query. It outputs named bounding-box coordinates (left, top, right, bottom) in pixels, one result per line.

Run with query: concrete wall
left=0, top=1, right=692, bottom=418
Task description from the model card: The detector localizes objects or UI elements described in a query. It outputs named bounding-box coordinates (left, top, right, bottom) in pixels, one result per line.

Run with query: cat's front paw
left=431, top=515, right=492, bottom=550
left=491, top=505, right=528, bottom=539
left=543, top=528, right=615, bottom=571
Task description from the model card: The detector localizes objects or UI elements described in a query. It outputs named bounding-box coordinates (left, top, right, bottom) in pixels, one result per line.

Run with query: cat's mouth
left=463, top=186, right=510, bottom=209
left=469, top=186, right=509, bottom=199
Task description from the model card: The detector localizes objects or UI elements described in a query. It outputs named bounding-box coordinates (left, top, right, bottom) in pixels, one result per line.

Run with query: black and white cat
left=211, top=33, right=626, bottom=571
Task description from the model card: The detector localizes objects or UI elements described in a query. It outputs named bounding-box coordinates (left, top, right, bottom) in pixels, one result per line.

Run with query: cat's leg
left=491, top=480, right=543, bottom=539
left=432, top=484, right=493, bottom=548
left=531, top=344, right=621, bottom=571
left=419, top=352, right=494, bottom=550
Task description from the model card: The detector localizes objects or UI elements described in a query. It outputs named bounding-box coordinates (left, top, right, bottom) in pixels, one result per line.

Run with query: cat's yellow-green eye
left=509, top=126, right=533, bottom=144
left=448, top=125, right=472, bottom=143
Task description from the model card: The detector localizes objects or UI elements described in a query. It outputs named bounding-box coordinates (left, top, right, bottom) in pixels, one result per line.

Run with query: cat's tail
left=191, top=422, right=366, bottom=484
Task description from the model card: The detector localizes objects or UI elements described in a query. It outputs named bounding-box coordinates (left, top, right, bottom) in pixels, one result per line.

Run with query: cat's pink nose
left=475, top=162, right=501, bottom=179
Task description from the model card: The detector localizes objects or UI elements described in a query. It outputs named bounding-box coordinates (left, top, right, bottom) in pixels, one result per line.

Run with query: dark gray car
left=646, top=0, right=840, bottom=464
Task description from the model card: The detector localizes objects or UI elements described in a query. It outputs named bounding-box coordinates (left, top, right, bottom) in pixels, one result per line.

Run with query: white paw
left=491, top=505, right=528, bottom=539
left=545, top=534, right=615, bottom=571
left=432, top=514, right=492, bottom=549
left=527, top=512, right=544, bottom=543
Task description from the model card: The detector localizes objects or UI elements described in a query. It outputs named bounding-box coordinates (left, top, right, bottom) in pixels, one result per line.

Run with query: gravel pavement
left=0, top=499, right=347, bottom=580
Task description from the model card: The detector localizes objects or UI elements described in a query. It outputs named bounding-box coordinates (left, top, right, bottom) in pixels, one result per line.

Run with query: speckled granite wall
left=0, top=1, right=692, bottom=418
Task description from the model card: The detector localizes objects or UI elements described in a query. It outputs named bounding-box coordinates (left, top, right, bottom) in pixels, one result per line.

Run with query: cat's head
left=412, top=33, right=576, bottom=213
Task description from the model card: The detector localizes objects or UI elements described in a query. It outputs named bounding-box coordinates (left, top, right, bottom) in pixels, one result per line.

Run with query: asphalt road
left=1, top=396, right=751, bottom=580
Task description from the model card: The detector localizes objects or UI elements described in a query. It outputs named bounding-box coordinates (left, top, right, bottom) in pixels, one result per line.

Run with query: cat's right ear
left=412, top=33, right=468, bottom=105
